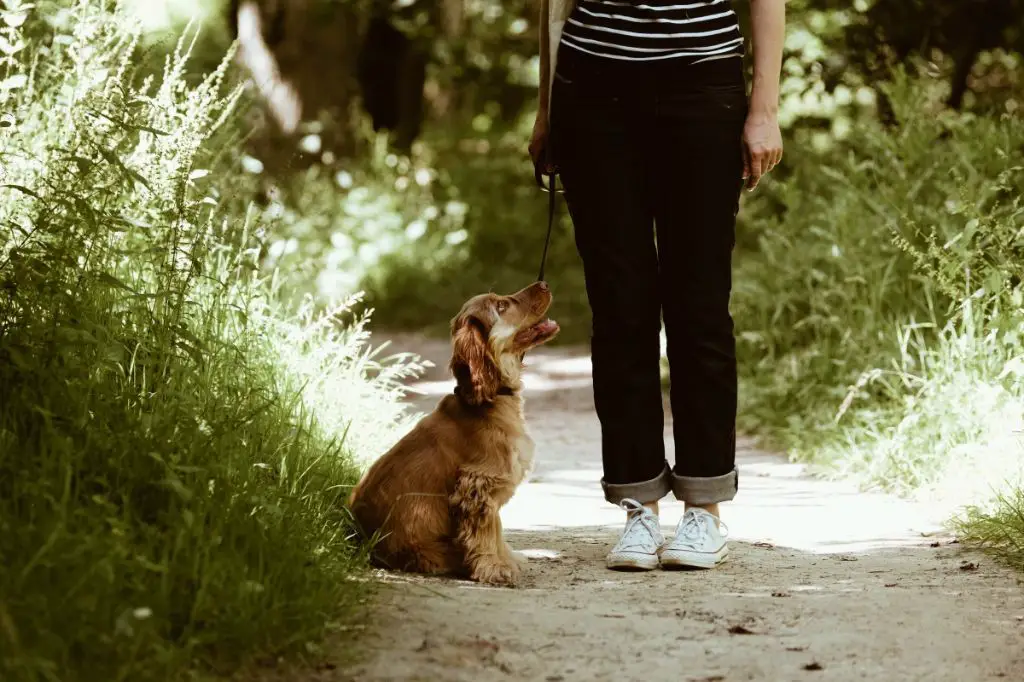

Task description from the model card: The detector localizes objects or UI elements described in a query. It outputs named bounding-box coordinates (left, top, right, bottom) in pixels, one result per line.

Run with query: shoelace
left=677, top=509, right=729, bottom=543
left=618, top=499, right=659, bottom=549
left=678, top=510, right=708, bottom=541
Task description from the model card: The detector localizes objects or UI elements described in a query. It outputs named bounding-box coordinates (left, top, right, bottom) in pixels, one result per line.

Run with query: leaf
left=130, top=124, right=168, bottom=136
left=2, top=10, right=29, bottom=29
left=94, top=145, right=154, bottom=193
left=127, top=167, right=155, bottom=193
left=0, top=184, right=41, bottom=199
left=0, top=74, right=27, bottom=90
left=95, top=273, right=137, bottom=293
left=159, top=474, right=194, bottom=502
left=0, top=35, right=24, bottom=55
left=134, top=555, right=168, bottom=574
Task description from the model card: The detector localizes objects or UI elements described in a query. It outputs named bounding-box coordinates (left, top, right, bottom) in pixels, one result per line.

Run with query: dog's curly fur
left=348, top=282, right=559, bottom=586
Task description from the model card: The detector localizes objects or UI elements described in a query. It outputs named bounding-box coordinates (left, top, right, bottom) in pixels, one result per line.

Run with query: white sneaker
left=660, top=508, right=729, bottom=570
left=606, top=499, right=664, bottom=571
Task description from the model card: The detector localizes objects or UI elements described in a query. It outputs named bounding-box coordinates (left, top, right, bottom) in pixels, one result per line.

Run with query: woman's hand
left=742, top=110, right=783, bottom=191
left=744, top=0, right=785, bottom=191
left=529, top=110, right=554, bottom=172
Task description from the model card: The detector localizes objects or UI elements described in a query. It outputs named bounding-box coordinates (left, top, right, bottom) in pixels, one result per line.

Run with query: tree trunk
left=231, top=0, right=366, bottom=172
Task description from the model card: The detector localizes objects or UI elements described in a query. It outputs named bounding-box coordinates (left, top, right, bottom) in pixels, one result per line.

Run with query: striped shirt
left=559, top=0, right=745, bottom=64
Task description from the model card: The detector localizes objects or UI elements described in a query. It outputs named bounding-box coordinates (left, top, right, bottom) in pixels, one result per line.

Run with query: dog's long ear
left=449, top=316, right=500, bottom=406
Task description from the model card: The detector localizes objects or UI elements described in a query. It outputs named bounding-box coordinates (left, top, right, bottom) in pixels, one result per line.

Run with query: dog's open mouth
left=533, top=319, right=559, bottom=337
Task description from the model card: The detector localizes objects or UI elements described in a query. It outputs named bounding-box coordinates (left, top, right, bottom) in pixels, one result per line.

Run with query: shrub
left=0, top=2, right=420, bottom=679
left=732, top=71, right=1024, bottom=502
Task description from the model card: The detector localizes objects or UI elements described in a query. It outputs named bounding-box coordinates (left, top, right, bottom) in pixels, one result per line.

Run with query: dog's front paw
left=471, top=557, right=521, bottom=587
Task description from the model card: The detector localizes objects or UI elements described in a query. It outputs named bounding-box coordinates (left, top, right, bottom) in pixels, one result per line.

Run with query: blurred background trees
left=124, top=0, right=1023, bottom=175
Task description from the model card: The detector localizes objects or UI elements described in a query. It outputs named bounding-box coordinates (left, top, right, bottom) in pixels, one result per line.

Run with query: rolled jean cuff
left=671, top=467, right=738, bottom=505
left=601, top=463, right=672, bottom=505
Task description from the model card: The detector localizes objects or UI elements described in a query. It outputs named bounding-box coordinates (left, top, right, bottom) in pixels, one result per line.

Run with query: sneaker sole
left=606, top=552, right=660, bottom=571
left=660, top=545, right=729, bottom=570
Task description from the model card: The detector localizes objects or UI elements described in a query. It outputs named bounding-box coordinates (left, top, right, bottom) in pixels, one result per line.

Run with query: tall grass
left=730, top=71, right=1024, bottom=567
left=731, top=72, right=1024, bottom=497
left=0, top=2, right=421, bottom=679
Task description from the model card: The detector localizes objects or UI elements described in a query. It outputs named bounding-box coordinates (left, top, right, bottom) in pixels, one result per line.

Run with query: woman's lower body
left=550, top=47, right=748, bottom=570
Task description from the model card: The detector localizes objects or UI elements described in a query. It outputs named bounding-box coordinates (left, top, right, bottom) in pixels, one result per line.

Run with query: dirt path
left=340, top=334, right=1024, bottom=681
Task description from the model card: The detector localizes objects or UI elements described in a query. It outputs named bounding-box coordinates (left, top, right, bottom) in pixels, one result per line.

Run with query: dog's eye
left=496, top=300, right=509, bottom=314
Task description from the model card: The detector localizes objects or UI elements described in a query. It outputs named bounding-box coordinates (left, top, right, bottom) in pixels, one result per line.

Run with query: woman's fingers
left=745, top=145, right=767, bottom=190
left=742, top=144, right=755, bottom=189
left=744, top=143, right=784, bottom=190
left=742, top=111, right=784, bottom=190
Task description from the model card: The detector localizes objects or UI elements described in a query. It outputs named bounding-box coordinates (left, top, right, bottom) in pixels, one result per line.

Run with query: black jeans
left=550, top=49, right=746, bottom=506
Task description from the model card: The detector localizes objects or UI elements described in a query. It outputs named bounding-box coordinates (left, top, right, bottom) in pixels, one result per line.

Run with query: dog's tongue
left=536, top=319, right=559, bottom=335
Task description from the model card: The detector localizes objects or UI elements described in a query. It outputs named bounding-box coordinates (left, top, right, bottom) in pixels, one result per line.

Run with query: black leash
left=534, top=147, right=561, bottom=283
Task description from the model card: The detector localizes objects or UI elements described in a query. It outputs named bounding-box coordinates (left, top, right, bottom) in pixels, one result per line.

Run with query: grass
left=955, top=490, right=1024, bottom=572
left=729, top=72, right=1024, bottom=493
left=0, top=2, right=422, bottom=679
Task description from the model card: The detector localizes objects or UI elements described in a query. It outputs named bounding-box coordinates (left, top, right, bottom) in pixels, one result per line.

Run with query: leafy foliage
left=0, top=2, right=421, bottom=679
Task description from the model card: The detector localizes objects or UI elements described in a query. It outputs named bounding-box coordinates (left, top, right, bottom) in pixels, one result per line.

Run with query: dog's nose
left=536, top=280, right=550, bottom=292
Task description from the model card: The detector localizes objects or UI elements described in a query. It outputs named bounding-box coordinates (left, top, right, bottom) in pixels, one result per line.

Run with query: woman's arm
left=537, top=0, right=552, bottom=116
left=744, top=0, right=785, bottom=190
left=530, top=0, right=553, bottom=169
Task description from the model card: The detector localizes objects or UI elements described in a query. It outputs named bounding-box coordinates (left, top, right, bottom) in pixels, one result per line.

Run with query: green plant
left=0, top=2, right=421, bottom=679
left=955, top=489, right=1024, bottom=571
left=723, top=72, right=1024, bottom=517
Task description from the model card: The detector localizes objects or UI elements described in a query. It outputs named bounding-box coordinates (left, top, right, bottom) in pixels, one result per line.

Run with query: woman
left=530, top=0, right=784, bottom=571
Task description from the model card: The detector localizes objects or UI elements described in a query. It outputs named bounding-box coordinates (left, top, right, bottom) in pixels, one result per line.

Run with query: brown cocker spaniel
left=348, top=282, right=559, bottom=586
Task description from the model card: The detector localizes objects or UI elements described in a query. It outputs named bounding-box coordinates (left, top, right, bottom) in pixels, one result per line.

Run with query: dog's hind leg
left=408, top=539, right=464, bottom=576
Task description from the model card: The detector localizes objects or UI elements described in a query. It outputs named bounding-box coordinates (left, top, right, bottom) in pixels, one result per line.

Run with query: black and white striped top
left=560, top=0, right=745, bottom=64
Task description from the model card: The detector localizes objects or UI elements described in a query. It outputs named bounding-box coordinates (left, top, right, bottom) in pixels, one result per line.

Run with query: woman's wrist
left=748, top=90, right=779, bottom=119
